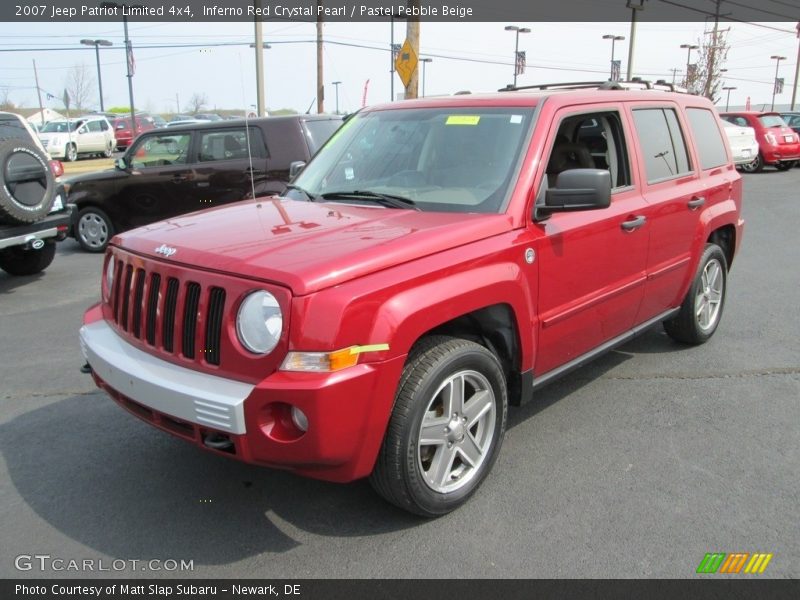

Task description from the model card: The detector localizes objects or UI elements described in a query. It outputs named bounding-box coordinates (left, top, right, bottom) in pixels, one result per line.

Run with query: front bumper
left=81, top=317, right=406, bottom=482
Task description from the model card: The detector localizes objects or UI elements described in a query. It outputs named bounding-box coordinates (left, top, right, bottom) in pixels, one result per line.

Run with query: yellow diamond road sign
left=395, top=39, right=418, bottom=88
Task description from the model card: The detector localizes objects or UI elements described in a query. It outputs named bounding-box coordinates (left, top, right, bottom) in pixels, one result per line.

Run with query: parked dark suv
left=68, top=115, right=343, bottom=251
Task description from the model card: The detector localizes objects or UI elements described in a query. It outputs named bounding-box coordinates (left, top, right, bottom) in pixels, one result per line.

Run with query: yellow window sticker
left=446, top=115, right=481, bottom=125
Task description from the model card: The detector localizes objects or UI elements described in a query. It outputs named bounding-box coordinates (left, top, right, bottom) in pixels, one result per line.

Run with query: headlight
left=103, top=255, right=115, bottom=302
left=236, top=291, right=282, bottom=354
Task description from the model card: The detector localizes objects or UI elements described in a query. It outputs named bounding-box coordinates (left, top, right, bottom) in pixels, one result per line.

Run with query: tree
left=683, top=29, right=729, bottom=103
left=0, top=87, right=14, bottom=111
left=185, top=92, right=208, bottom=114
left=64, top=63, right=95, bottom=112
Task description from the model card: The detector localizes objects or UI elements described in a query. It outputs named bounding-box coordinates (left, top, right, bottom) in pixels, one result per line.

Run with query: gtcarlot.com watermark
left=15, top=554, right=194, bottom=572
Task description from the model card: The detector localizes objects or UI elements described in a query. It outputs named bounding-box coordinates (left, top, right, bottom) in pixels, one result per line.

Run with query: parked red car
left=111, top=115, right=155, bottom=150
left=720, top=111, right=800, bottom=172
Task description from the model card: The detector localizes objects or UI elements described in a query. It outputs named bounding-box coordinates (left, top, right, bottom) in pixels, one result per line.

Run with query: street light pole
left=770, top=55, right=786, bottom=111
left=722, top=86, right=736, bottom=111
left=504, top=25, right=531, bottom=88
left=419, top=58, right=432, bottom=97
left=80, top=39, right=112, bottom=112
left=101, top=2, right=141, bottom=136
left=602, top=34, right=625, bottom=81
left=680, top=43, right=700, bottom=89
left=332, top=81, right=341, bottom=114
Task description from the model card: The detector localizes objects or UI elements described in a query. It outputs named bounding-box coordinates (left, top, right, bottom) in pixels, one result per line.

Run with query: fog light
left=291, top=406, right=308, bottom=432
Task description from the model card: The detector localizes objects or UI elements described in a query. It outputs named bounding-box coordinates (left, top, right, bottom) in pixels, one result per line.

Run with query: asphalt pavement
left=1, top=169, right=798, bottom=579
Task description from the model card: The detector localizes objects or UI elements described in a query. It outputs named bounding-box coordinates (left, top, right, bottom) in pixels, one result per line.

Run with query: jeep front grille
left=110, top=257, right=226, bottom=366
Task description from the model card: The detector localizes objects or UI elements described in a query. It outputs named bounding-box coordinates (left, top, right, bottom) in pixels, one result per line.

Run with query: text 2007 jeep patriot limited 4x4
left=80, top=81, right=744, bottom=516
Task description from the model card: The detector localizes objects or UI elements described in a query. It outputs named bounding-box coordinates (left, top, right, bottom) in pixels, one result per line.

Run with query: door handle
left=171, top=175, right=187, bottom=183
left=688, top=196, right=706, bottom=209
left=621, top=215, right=646, bottom=232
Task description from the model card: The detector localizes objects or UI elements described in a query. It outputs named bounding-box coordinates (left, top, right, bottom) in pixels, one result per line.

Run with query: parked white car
left=37, top=115, right=116, bottom=162
left=721, top=120, right=759, bottom=168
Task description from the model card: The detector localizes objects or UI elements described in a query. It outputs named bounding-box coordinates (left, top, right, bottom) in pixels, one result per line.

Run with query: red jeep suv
left=81, top=81, right=744, bottom=516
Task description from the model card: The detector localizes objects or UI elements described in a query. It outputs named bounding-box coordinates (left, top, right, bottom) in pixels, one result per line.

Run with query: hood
left=114, top=198, right=512, bottom=295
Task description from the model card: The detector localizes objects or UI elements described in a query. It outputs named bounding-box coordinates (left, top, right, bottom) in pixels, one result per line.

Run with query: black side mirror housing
left=536, top=169, right=611, bottom=220
left=289, top=161, right=306, bottom=179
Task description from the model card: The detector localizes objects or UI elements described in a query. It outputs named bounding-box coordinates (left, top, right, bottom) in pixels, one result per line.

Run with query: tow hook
left=23, top=236, right=45, bottom=251
left=203, top=433, right=234, bottom=451
left=80, top=363, right=92, bottom=374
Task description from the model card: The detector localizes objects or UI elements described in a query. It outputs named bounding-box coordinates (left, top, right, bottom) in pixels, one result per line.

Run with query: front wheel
left=370, top=336, right=507, bottom=517
left=664, top=244, right=728, bottom=345
left=76, top=207, right=114, bottom=252
left=775, top=160, right=796, bottom=171
left=65, top=143, right=78, bottom=162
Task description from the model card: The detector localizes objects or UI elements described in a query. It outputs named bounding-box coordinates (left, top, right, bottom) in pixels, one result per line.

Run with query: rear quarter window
left=0, top=117, right=31, bottom=142
left=686, top=108, right=728, bottom=170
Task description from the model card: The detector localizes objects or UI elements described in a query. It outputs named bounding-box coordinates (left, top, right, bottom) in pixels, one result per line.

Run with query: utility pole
left=316, top=2, right=324, bottom=113
left=792, top=22, right=799, bottom=110
left=32, top=60, right=44, bottom=126
left=670, top=67, right=682, bottom=85
left=390, top=16, right=396, bottom=101
left=254, top=6, right=265, bottom=117
left=626, top=0, right=647, bottom=80
left=405, top=4, right=420, bottom=99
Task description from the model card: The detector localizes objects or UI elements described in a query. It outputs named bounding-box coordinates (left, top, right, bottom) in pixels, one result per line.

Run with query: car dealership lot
left=1, top=171, right=798, bottom=578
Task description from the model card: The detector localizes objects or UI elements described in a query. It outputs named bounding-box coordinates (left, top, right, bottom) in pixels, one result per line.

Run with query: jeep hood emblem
left=154, top=244, right=177, bottom=258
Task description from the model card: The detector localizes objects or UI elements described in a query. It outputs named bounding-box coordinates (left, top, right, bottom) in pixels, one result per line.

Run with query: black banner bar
left=4, top=579, right=800, bottom=600
left=3, top=0, right=799, bottom=23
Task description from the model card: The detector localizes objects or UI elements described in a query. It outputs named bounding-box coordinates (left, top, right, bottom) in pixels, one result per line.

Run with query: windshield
left=41, top=121, right=76, bottom=133
left=285, top=107, right=534, bottom=213
left=758, top=115, right=787, bottom=128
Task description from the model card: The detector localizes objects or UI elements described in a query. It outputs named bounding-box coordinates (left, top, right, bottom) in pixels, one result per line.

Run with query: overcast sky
left=1, top=19, right=798, bottom=115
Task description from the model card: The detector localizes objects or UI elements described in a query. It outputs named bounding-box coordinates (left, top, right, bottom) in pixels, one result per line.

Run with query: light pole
left=504, top=25, right=531, bottom=87
left=770, top=55, right=786, bottom=111
left=419, top=58, right=432, bottom=97
left=722, top=86, right=737, bottom=111
left=602, top=35, right=625, bottom=81
left=680, top=43, right=700, bottom=88
left=80, top=39, right=112, bottom=112
left=332, top=81, right=341, bottom=114
left=100, top=2, right=142, bottom=136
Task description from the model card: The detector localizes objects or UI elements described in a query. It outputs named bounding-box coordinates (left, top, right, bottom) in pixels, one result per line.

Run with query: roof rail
left=498, top=79, right=692, bottom=94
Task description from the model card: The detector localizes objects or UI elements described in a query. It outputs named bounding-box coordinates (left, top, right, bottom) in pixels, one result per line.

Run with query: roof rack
left=498, top=78, right=690, bottom=94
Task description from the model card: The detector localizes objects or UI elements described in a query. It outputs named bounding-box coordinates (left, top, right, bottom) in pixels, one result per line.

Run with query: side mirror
left=115, top=157, right=128, bottom=170
left=289, top=161, right=306, bottom=178
left=536, top=169, right=611, bottom=220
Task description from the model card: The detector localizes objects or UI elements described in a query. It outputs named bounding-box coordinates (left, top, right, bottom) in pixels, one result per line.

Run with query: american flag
left=515, top=51, right=526, bottom=76
left=126, top=41, right=135, bottom=76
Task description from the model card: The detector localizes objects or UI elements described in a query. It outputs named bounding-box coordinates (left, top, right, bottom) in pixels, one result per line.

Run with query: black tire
left=369, top=336, right=508, bottom=517
left=739, top=152, right=763, bottom=173
left=0, top=240, right=56, bottom=276
left=76, top=206, right=114, bottom=252
left=775, top=160, right=796, bottom=171
left=664, top=244, right=728, bottom=345
left=103, top=142, right=114, bottom=158
left=0, top=138, right=56, bottom=224
left=65, top=143, right=78, bottom=162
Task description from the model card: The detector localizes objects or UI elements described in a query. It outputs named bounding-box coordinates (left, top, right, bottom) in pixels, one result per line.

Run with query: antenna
left=238, top=52, right=257, bottom=201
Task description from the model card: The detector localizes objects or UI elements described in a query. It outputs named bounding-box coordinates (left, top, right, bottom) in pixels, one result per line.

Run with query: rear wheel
left=664, top=244, right=728, bottom=345
left=370, top=336, right=507, bottom=517
left=103, top=142, right=114, bottom=158
left=739, top=152, right=762, bottom=173
left=0, top=240, right=56, bottom=276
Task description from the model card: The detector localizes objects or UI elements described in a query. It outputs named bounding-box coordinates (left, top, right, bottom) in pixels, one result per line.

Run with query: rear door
left=628, top=103, right=703, bottom=322
left=192, top=126, right=269, bottom=202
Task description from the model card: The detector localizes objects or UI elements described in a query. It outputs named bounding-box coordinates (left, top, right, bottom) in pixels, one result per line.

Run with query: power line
left=657, top=0, right=798, bottom=33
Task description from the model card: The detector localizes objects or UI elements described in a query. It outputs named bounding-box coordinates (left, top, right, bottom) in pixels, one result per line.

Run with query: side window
left=198, top=128, right=265, bottom=162
left=98, top=120, right=109, bottom=131
left=87, top=120, right=102, bottom=133
left=632, top=108, right=692, bottom=183
left=545, top=110, right=631, bottom=190
left=130, top=133, right=191, bottom=168
left=686, top=108, right=729, bottom=170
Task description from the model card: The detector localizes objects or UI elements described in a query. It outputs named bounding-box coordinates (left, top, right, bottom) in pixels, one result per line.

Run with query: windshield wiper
left=319, top=190, right=420, bottom=211
left=284, top=184, right=319, bottom=201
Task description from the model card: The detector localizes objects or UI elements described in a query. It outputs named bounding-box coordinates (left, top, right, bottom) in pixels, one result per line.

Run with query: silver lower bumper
left=80, top=320, right=253, bottom=434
